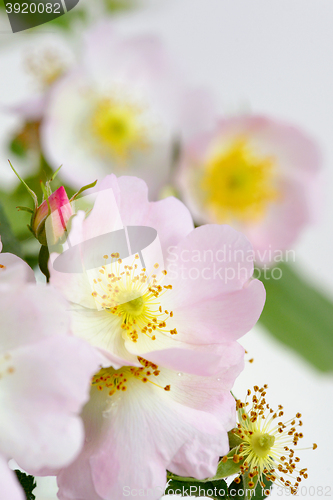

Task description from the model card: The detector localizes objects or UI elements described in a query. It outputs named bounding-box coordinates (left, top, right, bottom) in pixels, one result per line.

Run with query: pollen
left=92, top=357, right=171, bottom=396
left=91, top=254, right=176, bottom=344
left=200, top=138, right=279, bottom=223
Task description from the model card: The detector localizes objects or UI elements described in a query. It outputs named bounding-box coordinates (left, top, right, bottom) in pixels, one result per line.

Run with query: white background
left=0, top=1, right=333, bottom=499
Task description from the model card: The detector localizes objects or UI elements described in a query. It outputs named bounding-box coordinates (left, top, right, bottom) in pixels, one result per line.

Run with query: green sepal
left=70, top=180, right=98, bottom=202
left=14, top=470, right=36, bottom=500
left=17, top=206, right=34, bottom=214
left=8, top=160, right=38, bottom=210
left=243, top=472, right=259, bottom=500
left=48, top=165, right=62, bottom=184
left=211, top=447, right=245, bottom=480
left=39, top=245, right=50, bottom=282
left=228, top=428, right=244, bottom=449
left=228, top=478, right=245, bottom=500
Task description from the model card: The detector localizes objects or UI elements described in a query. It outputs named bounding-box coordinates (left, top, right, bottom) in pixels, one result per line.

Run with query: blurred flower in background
left=2, top=18, right=214, bottom=199
left=177, top=115, right=322, bottom=266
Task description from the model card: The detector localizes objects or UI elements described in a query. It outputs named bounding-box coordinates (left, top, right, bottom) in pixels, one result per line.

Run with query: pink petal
left=90, top=385, right=227, bottom=498
left=246, top=178, right=310, bottom=264
left=165, top=224, right=256, bottom=306
left=164, top=279, right=265, bottom=344
left=0, top=455, right=25, bottom=500
left=0, top=284, right=71, bottom=352
left=0, top=252, right=35, bottom=284
left=0, top=336, right=100, bottom=472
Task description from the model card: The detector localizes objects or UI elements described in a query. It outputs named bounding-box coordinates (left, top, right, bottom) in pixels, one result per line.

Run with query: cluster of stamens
left=92, top=357, right=171, bottom=396
left=91, top=254, right=177, bottom=343
left=25, top=49, right=67, bottom=88
left=90, top=97, right=150, bottom=162
left=222, top=385, right=316, bottom=495
left=201, top=138, right=278, bottom=223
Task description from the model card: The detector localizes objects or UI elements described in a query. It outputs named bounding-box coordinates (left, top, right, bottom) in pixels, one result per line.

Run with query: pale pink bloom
left=0, top=238, right=101, bottom=498
left=56, top=349, right=243, bottom=500
left=177, top=115, right=322, bottom=265
left=2, top=35, right=74, bottom=122
left=49, top=175, right=265, bottom=375
left=41, top=21, right=214, bottom=197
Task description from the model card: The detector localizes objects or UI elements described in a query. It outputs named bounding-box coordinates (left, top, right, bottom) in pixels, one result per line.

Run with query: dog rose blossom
left=49, top=175, right=265, bottom=375
left=0, top=238, right=101, bottom=499
left=178, top=115, right=322, bottom=265
left=41, top=22, right=213, bottom=196
left=227, top=385, right=316, bottom=494
left=56, top=350, right=243, bottom=500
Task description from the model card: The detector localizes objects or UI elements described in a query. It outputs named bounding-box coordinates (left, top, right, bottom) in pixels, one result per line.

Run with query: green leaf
left=258, top=263, right=333, bottom=372
left=0, top=200, right=22, bottom=257
left=165, top=478, right=228, bottom=499
left=14, top=470, right=36, bottom=500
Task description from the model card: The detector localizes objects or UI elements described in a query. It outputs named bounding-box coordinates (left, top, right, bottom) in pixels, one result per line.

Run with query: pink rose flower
left=177, top=115, right=322, bottom=265
left=56, top=349, right=243, bottom=500
left=0, top=238, right=101, bottom=499
left=49, top=175, right=265, bottom=375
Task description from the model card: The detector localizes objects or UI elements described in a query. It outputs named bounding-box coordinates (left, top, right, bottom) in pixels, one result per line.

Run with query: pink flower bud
left=32, top=186, right=72, bottom=245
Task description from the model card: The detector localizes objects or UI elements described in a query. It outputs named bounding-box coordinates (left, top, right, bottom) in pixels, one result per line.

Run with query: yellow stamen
left=91, top=254, right=176, bottom=344
left=227, top=385, right=315, bottom=495
left=200, top=138, right=279, bottom=223
left=90, top=98, right=150, bottom=162
left=91, top=357, right=171, bottom=395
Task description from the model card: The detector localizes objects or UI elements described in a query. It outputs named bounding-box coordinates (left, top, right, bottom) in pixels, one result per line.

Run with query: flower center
left=250, top=432, right=275, bottom=458
left=122, top=296, right=145, bottom=317
left=26, top=49, right=67, bottom=89
left=90, top=98, right=150, bottom=162
left=91, top=254, right=177, bottom=343
left=222, top=385, right=314, bottom=495
left=91, top=357, right=170, bottom=397
left=201, top=138, right=278, bottom=223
